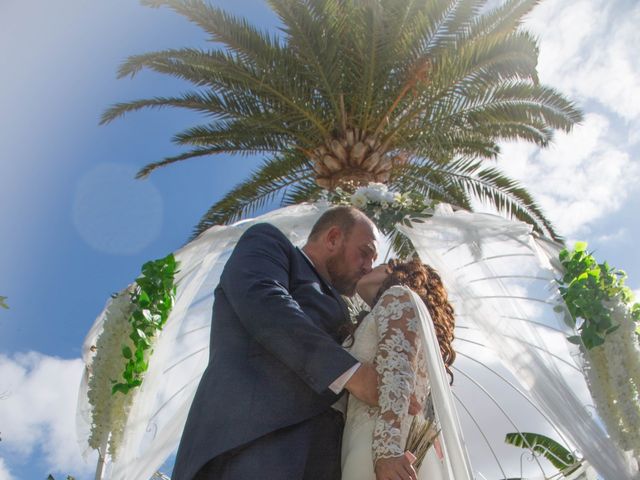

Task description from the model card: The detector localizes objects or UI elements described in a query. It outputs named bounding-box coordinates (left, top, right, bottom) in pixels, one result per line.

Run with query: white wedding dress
left=341, top=285, right=463, bottom=480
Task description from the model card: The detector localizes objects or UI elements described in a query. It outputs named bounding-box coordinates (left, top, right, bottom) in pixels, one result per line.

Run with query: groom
left=172, top=206, right=380, bottom=480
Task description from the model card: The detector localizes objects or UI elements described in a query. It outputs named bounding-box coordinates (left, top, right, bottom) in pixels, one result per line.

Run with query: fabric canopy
left=77, top=202, right=636, bottom=479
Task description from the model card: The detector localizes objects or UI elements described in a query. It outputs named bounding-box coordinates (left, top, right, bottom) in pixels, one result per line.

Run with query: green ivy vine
left=558, top=242, right=640, bottom=350
left=112, top=253, right=179, bottom=395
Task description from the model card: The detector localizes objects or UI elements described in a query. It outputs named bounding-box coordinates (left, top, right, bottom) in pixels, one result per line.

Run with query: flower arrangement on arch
left=324, top=182, right=432, bottom=259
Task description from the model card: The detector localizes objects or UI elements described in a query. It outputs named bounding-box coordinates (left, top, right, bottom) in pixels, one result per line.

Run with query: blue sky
left=1, top=1, right=639, bottom=479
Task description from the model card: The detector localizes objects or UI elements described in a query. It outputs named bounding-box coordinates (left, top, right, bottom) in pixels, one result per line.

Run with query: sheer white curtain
left=409, top=289, right=474, bottom=480
left=402, top=204, right=637, bottom=480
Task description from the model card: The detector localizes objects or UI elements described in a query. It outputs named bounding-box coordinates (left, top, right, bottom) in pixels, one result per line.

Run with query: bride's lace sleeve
left=371, top=285, right=422, bottom=463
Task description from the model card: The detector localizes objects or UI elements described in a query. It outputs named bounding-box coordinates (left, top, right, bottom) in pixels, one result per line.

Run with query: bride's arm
left=371, top=286, right=422, bottom=468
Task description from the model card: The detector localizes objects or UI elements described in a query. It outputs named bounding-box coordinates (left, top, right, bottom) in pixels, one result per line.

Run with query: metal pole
left=94, top=435, right=109, bottom=480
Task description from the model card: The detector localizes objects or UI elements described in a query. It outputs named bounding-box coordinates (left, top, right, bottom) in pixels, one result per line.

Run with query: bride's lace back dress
left=341, top=285, right=445, bottom=480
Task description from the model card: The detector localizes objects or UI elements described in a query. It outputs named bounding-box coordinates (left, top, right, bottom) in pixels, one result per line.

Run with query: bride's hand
left=408, top=394, right=421, bottom=415
left=374, top=451, right=418, bottom=480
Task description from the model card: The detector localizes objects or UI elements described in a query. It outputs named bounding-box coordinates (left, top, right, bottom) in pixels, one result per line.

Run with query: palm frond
left=116, top=47, right=331, bottom=136
left=267, top=0, right=347, bottom=122
left=417, top=0, right=482, bottom=57
left=142, top=0, right=282, bottom=65
left=400, top=158, right=560, bottom=240
left=171, top=121, right=289, bottom=150
left=466, top=0, right=540, bottom=39
left=424, top=81, right=582, bottom=148
left=281, top=178, right=323, bottom=205
left=375, top=31, right=543, bottom=149
left=136, top=146, right=253, bottom=179
left=101, top=91, right=231, bottom=125
left=191, top=152, right=312, bottom=237
left=395, top=161, right=474, bottom=209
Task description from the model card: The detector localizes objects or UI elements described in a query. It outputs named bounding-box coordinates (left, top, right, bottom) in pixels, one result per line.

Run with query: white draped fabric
left=408, top=288, right=475, bottom=480
left=401, top=204, right=636, bottom=479
left=77, top=202, right=636, bottom=479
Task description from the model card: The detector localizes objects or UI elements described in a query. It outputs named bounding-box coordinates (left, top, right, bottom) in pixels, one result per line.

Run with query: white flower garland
left=583, top=296, right=640, bottom=461
left=87, top=289, right=136, bottom=460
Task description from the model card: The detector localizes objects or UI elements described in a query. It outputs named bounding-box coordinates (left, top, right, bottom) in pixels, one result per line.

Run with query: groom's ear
left=325, top=226, right=344, bottom=252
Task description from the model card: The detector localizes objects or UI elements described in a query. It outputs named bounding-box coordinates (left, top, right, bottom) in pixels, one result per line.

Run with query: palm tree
left=103, top=0, right=581, bottom=239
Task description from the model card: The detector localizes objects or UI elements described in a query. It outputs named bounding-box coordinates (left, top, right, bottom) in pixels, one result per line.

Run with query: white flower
left=383, top=190, right=396, bottom=203
left=360, top=183, right=389, bottom=203
left=350, top=192, right=368, bottom=208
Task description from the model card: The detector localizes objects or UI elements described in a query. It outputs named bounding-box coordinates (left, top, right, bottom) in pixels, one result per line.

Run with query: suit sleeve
left=220, top=223, right=359, bottom=394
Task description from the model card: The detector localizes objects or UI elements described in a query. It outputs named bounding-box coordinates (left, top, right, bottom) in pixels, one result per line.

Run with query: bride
left=341, top=258, right=457, bottom=480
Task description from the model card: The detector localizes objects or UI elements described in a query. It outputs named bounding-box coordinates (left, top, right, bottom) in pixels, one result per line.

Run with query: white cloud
left=0, top=458, right=14, bottom=480
left=0, top=353, right=95, bottom=478
left=595, top=227, right=628, bottom=243
left=499, top=113, right=639, bottom=237
left=527, top=0, right=640, bottom=122
left=486, top=1, right=640, bottom=239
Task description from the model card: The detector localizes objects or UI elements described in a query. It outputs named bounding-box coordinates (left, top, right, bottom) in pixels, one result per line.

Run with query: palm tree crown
left=103, top=0, right=582, bottom=239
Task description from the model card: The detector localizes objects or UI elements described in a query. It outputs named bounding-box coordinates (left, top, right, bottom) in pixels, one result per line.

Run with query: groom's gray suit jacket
left=171, top=222, right=359, bottom=480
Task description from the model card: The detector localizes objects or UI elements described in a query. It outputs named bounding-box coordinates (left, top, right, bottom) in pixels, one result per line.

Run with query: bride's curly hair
left=374, top=258, right=457, bottom=383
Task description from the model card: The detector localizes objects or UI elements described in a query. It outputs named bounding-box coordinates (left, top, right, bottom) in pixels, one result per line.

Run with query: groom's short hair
left=308, top=206, right=369, bottom=241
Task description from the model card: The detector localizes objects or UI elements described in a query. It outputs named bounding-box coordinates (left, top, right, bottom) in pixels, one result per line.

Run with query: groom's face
left=326, top=221, right=378, bottom=296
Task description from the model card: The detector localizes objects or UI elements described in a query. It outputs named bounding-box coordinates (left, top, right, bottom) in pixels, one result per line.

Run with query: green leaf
left=122, top=346, right=132, bottom=359
left=138, top=290, right=151, bottom=308
left=134, top=359, right=149, bottom=374
left=573, top=241, right=588, bottom=252
left=135, top=347, right=145, bottom=361
left=142, top=309, right=154, bottom=322
left=567, top=335, right=582, bottom=345
left=124, top=361, right=135, bottom=380
left=112, top=383, right=130, bottom=395
left=582, top=332, right=605, bottom=350
left=504, top=432, right=579, bottom=472
left=0, top=296, right=8, bottom=309
left=606, top=324, right=621, bottom=335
